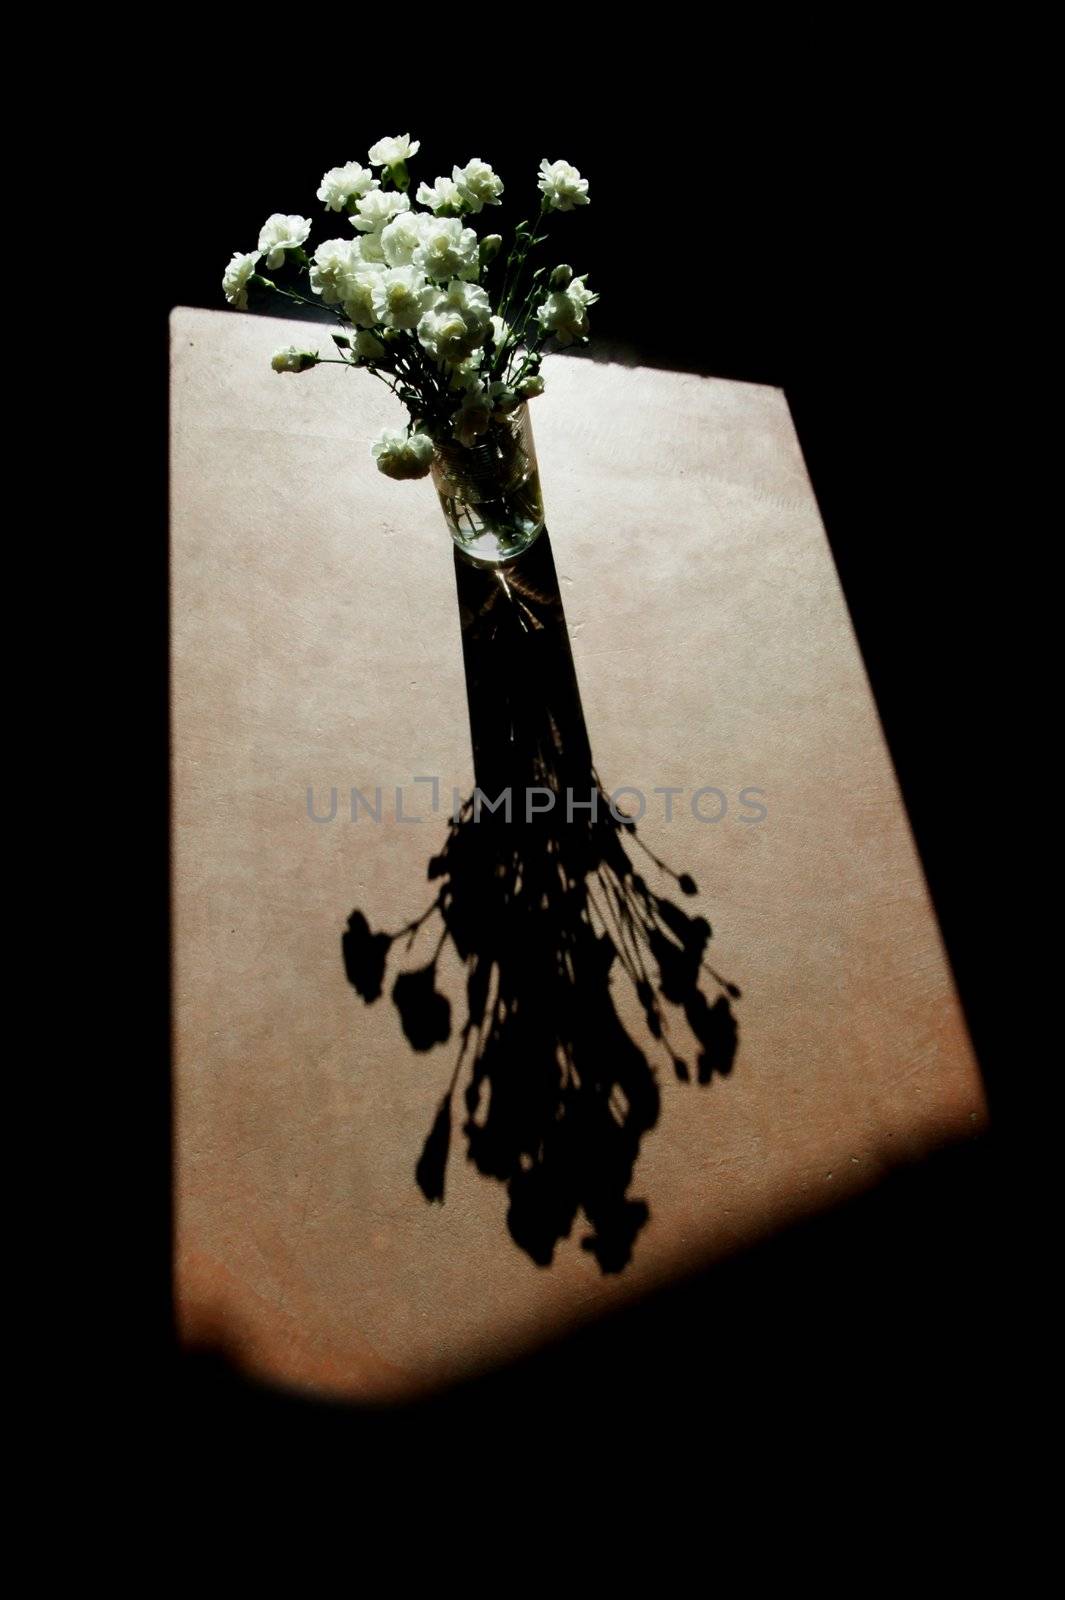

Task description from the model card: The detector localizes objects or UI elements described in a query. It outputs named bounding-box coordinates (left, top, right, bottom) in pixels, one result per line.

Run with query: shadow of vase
left=344, top=530, right=741, bottom=1273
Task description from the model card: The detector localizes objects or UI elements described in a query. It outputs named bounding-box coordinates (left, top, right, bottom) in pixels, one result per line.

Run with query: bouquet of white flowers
left=223, top=135, right=596, bottom=560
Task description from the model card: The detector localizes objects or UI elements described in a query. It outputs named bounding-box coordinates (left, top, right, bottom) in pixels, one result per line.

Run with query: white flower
left=537, top=159, right=590, bottom=212
left=419, top=305, right=478, bottom=363
left=317, top=161, right=379, bottom=212
left=416, top=175, right=465, bottom=215
left=354, top=331, right=386, bottom=360
left=488, top=380, right=520, bottom=414
left=371, top=428, right=434, bottom=480
left=490, top=313, right=511, bottom=350
left=308, top=238, right=359, bottom=304
left=257, top=213, right=312, bottom=270
left=536, top=277, right=598, bottom=344
left=568, top=278, right=598, bottom=314
left=372, top=266, right=434, bottom=330
left=517, top=373, right=545, bottom=398
left=417, top=279, right=492, bottom=363
left=352, top=189, right=410, bottom=234
left=452, top=158, right=504, bottom=213
left=451, top=384, right=493, bottom=447
left=222, top=249, right=261, bottom=310
left=341, top=262, right=387, bottom=327
left=414, top=215, right=480, bottom=283
left=355, top=228, right=386, bottom=264
left=380, top=209, right=430, bottom=268
left=448, top=357, right=485, bottom=390
left=309, top=237, right=386, bottom=305
left=368, top=133, right=420, bottom=168
left=271, top=346, right=318, bottom=373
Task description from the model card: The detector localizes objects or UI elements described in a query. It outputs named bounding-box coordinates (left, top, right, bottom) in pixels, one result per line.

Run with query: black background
left=148, top=68, right=1017, bottom=1480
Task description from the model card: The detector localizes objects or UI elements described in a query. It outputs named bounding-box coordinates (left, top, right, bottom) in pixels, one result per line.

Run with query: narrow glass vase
left=430, top=402, right=545, bottom=565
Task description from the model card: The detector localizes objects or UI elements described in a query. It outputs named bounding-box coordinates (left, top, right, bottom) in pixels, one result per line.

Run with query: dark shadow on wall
left=342, top=530, right=740, bottom=1272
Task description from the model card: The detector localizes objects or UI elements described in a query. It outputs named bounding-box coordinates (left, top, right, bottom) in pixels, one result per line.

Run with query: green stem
left=258, top=275, right=349, bottom=324
left=496, top=202, right=547, bottom=342
left=502, top=284, right=548, bottom=381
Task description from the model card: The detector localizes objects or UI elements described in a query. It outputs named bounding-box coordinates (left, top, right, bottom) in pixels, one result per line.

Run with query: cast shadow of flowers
left=343, top=531, right=740, bottom=1273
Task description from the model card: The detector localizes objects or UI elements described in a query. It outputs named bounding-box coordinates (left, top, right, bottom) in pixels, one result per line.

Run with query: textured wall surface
left=171, top=306, right=986, bottom=1400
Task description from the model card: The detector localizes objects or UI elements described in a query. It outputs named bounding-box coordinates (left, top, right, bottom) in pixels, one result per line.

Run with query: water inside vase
left=432, top=405, right=545, bottom=565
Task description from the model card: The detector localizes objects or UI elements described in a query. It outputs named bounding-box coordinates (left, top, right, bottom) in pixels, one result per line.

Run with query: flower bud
left=479, top=234, right=503, bottom=265
left=549, top=263, right=573, bottom=290
left=271, top=346, right=318, bottom=374
left=489, top=381, right=520, bottom=414
left=517, top=374, right=545, bottom=399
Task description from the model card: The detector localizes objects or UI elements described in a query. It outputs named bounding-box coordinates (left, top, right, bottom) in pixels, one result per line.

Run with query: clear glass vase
left=430, top=402, right=545, bottom=565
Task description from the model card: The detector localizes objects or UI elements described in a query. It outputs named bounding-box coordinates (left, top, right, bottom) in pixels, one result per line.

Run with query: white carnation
left=271, top=346, right=318, bottom=374
left=568, top=278, right=598, bottom=314
left=446, top=352, right=485, bottom=390
left=372, top=428, right=434, bottom=480
left=416, top=175, right=465, bottom=215
left=414, top=215, right=480, bottom=283
left=452, top=158, right=504, bottom=213
left=536, top=159, right=590, bottom=212
left=417, top=280, right=492, bottom=363
left=372, top=266, right=434, bottom=330
left=222, top=249, right=261, bottom=310
left=352, top=189, right=411, bottom=234
left=317, top=161, right=379, bottom=212
left=490, top=313, right=511, bottom=350
left=419, top=305, right=477, bottom=363
left=257, top=213, right=312, bottom=270
left=536, top=277, right=598, bottom=345
left=451, top=384, right=493, bottom=447
left=341, top=263, right=387, bottom=327
left=488, top=380, right=520, bottom=414
left=308, top=238, right=359, bottom=304
left=380, top=209, right=430, bottom=267
left=355, top=228, right=386, bottom=264
left=368, top=133, right=421, bottom=168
